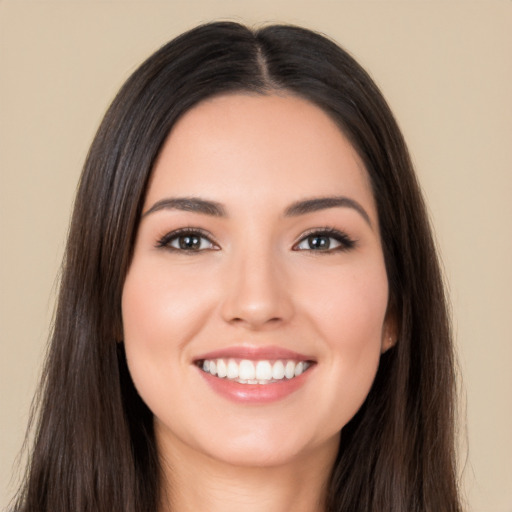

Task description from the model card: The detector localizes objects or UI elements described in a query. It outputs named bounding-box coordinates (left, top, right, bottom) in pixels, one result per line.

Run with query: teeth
left=216, top=359, right=227, bottom=378
left=272, top=360, right=285, bottom=380
left=294, top=361, right=304, bottom=377
left=226, top=359, right=239, bottom=379
left=199, top=358, right=311, bottom=384
left=285, top=361, right=295, bottom=379
left=255, top=361, right=272, bottom=380
left=239, top=360, right=256, bottom=380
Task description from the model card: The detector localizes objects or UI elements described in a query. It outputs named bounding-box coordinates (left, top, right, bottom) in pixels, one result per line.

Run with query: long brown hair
left=13, top=22, right=462, bottom=512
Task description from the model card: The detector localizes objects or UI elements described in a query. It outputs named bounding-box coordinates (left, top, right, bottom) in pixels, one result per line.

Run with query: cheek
left=326, top=271, right=388, bottom=374
left=122, top=260, right=213, bottom=351
left=299, top=259, right=389, bottom=346
left=120, top=260, right=215, bottom=405
left=296, top=262, right=388, bottom=427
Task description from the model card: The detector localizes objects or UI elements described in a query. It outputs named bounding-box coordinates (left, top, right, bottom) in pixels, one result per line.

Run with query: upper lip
left=194, top=345, right=316, bottom=362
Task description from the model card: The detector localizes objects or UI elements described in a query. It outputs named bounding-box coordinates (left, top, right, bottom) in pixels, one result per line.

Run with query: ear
left=381, top=309, right=398, bottom=353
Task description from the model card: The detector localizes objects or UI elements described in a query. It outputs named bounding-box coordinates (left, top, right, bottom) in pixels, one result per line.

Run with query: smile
left=198, top=358, right=312, bottom=384
left=194, top=346, right=316, bottom=403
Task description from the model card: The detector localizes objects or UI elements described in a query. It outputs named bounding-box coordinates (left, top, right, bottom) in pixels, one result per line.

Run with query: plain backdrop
left=1, top=1, right=511, bottom=511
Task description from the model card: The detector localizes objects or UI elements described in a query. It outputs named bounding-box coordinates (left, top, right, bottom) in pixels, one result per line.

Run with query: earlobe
left=381, top=313, right=398, bottom=353
left=381, top=334, right=397, bottom=353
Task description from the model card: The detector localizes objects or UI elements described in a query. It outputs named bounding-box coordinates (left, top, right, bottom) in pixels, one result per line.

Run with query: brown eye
left=157, top=229, right=217, bottom=252
left=294, top=229, right=356, bottom=252
left=174, top=234, right=203, bottom=250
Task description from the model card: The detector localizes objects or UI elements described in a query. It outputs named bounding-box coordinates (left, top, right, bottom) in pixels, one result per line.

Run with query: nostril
left=226, top=316, right=286, bottom=332
left=219, top=274, right=294, bottom=328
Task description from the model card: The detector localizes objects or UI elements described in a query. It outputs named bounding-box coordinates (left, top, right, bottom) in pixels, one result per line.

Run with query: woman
left=13, top=22, right=462, bottom=511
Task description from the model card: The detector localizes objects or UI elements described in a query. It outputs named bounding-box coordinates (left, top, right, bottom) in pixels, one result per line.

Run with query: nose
left=220, top=248, right=294, bottom=330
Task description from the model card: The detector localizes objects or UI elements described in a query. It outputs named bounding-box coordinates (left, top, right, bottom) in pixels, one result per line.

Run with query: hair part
left=14, top=21, right=462, bottom=512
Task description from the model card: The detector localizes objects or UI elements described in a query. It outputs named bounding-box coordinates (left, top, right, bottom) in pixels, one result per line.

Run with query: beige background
left=1, top=1, right=510, bottom=511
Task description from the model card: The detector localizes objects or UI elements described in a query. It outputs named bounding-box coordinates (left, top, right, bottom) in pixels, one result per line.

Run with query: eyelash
left=155, top=227, right=356, bottom=253
left=292, top=227, right=356, bottom=253
left=156, top=228, right=219, bottom=253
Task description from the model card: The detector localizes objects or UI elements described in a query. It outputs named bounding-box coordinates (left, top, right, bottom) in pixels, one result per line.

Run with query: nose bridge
left=220, top=237, right=292, bottom=328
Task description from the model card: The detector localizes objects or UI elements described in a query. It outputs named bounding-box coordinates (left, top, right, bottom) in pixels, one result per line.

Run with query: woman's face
left=122, top=93, right=395, bottom=469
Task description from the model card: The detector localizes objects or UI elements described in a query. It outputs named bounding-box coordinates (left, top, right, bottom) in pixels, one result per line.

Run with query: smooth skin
left=122, top=93, right=396, bottom=512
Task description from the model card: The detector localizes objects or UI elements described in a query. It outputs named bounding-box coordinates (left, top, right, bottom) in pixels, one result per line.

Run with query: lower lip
left=197, top=367, right=313, bottom=404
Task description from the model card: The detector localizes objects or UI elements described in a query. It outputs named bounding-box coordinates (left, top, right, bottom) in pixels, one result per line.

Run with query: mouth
left=196, top=358, right=314, bottom=385
left=193, top=346, right=316, bottom=403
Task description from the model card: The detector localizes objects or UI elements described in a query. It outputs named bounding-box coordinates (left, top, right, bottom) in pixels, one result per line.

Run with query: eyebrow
left=143, top=195, right=372, bottom=227
left=143, top=197, right=226, bottom=217
left=284, top=196, right=372, bottom=227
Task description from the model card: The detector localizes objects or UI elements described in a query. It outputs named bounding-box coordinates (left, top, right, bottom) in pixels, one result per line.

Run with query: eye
left=293, top=229, right=356, bottom=252
left=156, top=229, right=218, bottom=252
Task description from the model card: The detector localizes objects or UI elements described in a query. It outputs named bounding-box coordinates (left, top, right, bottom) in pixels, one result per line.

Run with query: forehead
left=146, top=93, right=376, bottom=218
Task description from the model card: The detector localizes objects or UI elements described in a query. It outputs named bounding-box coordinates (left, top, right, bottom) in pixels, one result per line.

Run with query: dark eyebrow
left=284, top=196, right=372, bottom=227
left=142, top=197, right=226, bottom=217
left=143, top=195, right=372, bottom=227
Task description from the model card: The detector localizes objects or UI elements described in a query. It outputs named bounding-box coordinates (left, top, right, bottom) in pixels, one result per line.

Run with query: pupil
left=309, top=235, right=330, bottom=250
left=179, top=235, right=200, bottom=249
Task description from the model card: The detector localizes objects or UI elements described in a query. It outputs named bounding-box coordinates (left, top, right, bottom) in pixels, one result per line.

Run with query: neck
left=157, top=434, right=338, bottom=512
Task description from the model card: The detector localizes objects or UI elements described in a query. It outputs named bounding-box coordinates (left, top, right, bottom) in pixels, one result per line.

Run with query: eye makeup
left=155, top=227, right=219, bottom=253
left=155, top=225, right=357, bottom=254
left=293, top=227, right=357, bottom=253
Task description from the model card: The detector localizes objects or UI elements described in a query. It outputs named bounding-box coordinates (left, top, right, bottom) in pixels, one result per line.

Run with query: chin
left=194, top=421, right=340, bottom=470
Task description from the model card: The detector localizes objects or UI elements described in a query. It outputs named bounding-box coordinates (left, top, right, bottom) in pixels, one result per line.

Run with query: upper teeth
left=201, top=359, right=310, bottom=384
